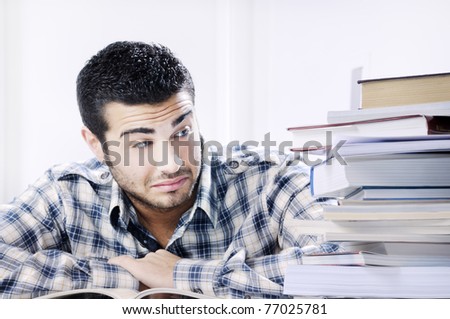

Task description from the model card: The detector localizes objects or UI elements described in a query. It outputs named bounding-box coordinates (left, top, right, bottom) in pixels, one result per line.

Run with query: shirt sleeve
left=173, top=159, right=341, bottom=299
left=0, top=171, right=137, bottom=298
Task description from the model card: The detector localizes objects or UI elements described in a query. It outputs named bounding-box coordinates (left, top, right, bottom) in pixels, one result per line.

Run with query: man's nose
left=153, top=140, right=182, bottom=174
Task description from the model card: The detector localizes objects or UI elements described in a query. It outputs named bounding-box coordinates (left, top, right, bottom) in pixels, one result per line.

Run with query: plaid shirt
left=0, top=147, right=339, bottom=298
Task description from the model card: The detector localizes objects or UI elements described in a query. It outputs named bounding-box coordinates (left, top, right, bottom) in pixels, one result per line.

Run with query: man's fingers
left=108, top=255, right=136, bottom=268
left=108, top=251, right=180, bottom=288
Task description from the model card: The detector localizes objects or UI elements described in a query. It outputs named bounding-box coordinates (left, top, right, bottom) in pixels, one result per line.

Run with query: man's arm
left=108, top=249, right=180, bottom=289
left=0, top=171, right=137, bottom=298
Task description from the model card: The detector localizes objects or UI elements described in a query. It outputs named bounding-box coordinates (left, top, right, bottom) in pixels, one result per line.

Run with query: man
left=0, top=41, right=338, bottom=298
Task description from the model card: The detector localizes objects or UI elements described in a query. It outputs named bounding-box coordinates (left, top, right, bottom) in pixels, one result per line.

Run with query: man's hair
left=76, top=41, right=195, bottom=142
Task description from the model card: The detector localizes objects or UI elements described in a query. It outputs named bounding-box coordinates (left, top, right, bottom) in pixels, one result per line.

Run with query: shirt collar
left=108, top=178, right=136, bottom=228
left=189, top=157, right=218, bottom=227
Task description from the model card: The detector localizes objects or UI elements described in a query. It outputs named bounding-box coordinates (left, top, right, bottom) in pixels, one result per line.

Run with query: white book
left=382, top=242, right=450, bottom=256
left=322, top=201, right=450, bottom=220
left=330, top=134, right=450, bottom=157
left=345, top=187, right=450, bottom=200
left=292, top=219, right=450, bottom=235
left=326, top=101, right=450, bottom=124
left=310, top=153, right=450, bottom=198
left=324, top=232, right=450, bottom=243
left=287, top=115, right=449, bottom=151
left=302, top=251, right=450, bottom=267
left=284, top=265, right=450, bottom=298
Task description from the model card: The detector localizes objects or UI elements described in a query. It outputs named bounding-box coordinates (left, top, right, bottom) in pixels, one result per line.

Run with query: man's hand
left=109, top=249, right=181, bottom=289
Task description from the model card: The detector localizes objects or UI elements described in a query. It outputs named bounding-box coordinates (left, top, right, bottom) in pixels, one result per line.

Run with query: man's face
left=101, top=92, right=202, bottom=213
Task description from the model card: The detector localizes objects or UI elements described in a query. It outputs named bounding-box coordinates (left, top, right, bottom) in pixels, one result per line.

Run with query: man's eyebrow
left=172, top=110, right=193, bottom=127
left=120, top=127, right=155, bottom=138
left=119, top=110, right=193, bottom=138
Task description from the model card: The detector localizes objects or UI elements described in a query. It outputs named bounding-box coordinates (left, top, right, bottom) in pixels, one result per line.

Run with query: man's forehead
left=103, top=94, right=195, bottom=131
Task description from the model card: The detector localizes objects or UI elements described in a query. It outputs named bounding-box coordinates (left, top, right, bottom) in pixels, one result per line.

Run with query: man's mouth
left=151, top=176, right=189, bottom=192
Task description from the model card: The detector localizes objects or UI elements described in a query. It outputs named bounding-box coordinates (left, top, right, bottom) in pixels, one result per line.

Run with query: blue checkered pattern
left=0, top=147, right=339, bottom=298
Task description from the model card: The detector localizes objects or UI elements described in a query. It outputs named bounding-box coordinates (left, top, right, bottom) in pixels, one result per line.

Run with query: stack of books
left=288, top=72, right=450, bottom=152
left=284, top=71, right=450, bottom=298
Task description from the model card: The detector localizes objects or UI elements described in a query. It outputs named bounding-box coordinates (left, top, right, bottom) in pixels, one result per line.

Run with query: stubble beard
left=109, top=165, right=200, bottom=213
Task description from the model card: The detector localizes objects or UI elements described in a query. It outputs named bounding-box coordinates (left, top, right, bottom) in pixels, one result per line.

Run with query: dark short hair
left=76, top=41, right=195, bottom=141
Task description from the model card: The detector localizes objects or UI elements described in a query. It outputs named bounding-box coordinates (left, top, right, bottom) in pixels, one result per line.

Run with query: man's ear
left=81, top=126, right=105, bottom=162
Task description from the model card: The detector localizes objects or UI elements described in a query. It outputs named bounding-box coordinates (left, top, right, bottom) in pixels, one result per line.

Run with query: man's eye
left=174, top=127, right=192, bottom=138
left=133, top=141, right=153, bottom=149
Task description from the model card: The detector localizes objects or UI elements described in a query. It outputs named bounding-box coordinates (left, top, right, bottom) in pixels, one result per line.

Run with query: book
left=344, top=187, right=450, bottom=201
left=358, top=72, right=450, bottom=109
left=309, top=203, right=450, bottom=242
left=291, top=219, right=450, bottom=236
left=301, top=251, right=450, bottom=267
left=35, top=287, right=216, bottom=299
left=327, top=101, right=450, bottom=124
left=321, top=201, right=450, bottom=221
left=323, top=232, right=450, bottom=243
left=283, top=264, right=450, bottom=298
left=340, top=242, right=450, bottom=257
left=287, top=115, right=450, bottom=151
left=382, top=242, right=450, bottom=257
left=323, top=134, right=450, bottom=158
left=310, top=153, right=450, bottom=198
left=291, top=201, right=450, bottom=243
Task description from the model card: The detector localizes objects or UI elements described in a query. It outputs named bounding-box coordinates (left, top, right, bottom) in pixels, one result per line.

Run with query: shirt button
left=228, top=160, right=239, bottom=169
left=100, top=172, right=110, bottom=179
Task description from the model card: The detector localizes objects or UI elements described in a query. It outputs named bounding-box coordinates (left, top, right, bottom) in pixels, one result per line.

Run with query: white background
left=1, top=0, right=450, bottom=202
left=2, top=298, right=450, bottom=319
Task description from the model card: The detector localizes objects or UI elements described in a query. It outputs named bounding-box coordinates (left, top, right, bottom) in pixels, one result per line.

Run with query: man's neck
left=130, top=194, right=196, bottom=248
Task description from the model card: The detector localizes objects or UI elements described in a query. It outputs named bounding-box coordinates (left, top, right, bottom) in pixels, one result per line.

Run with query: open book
left=35, top=287, right=217, bottom=299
